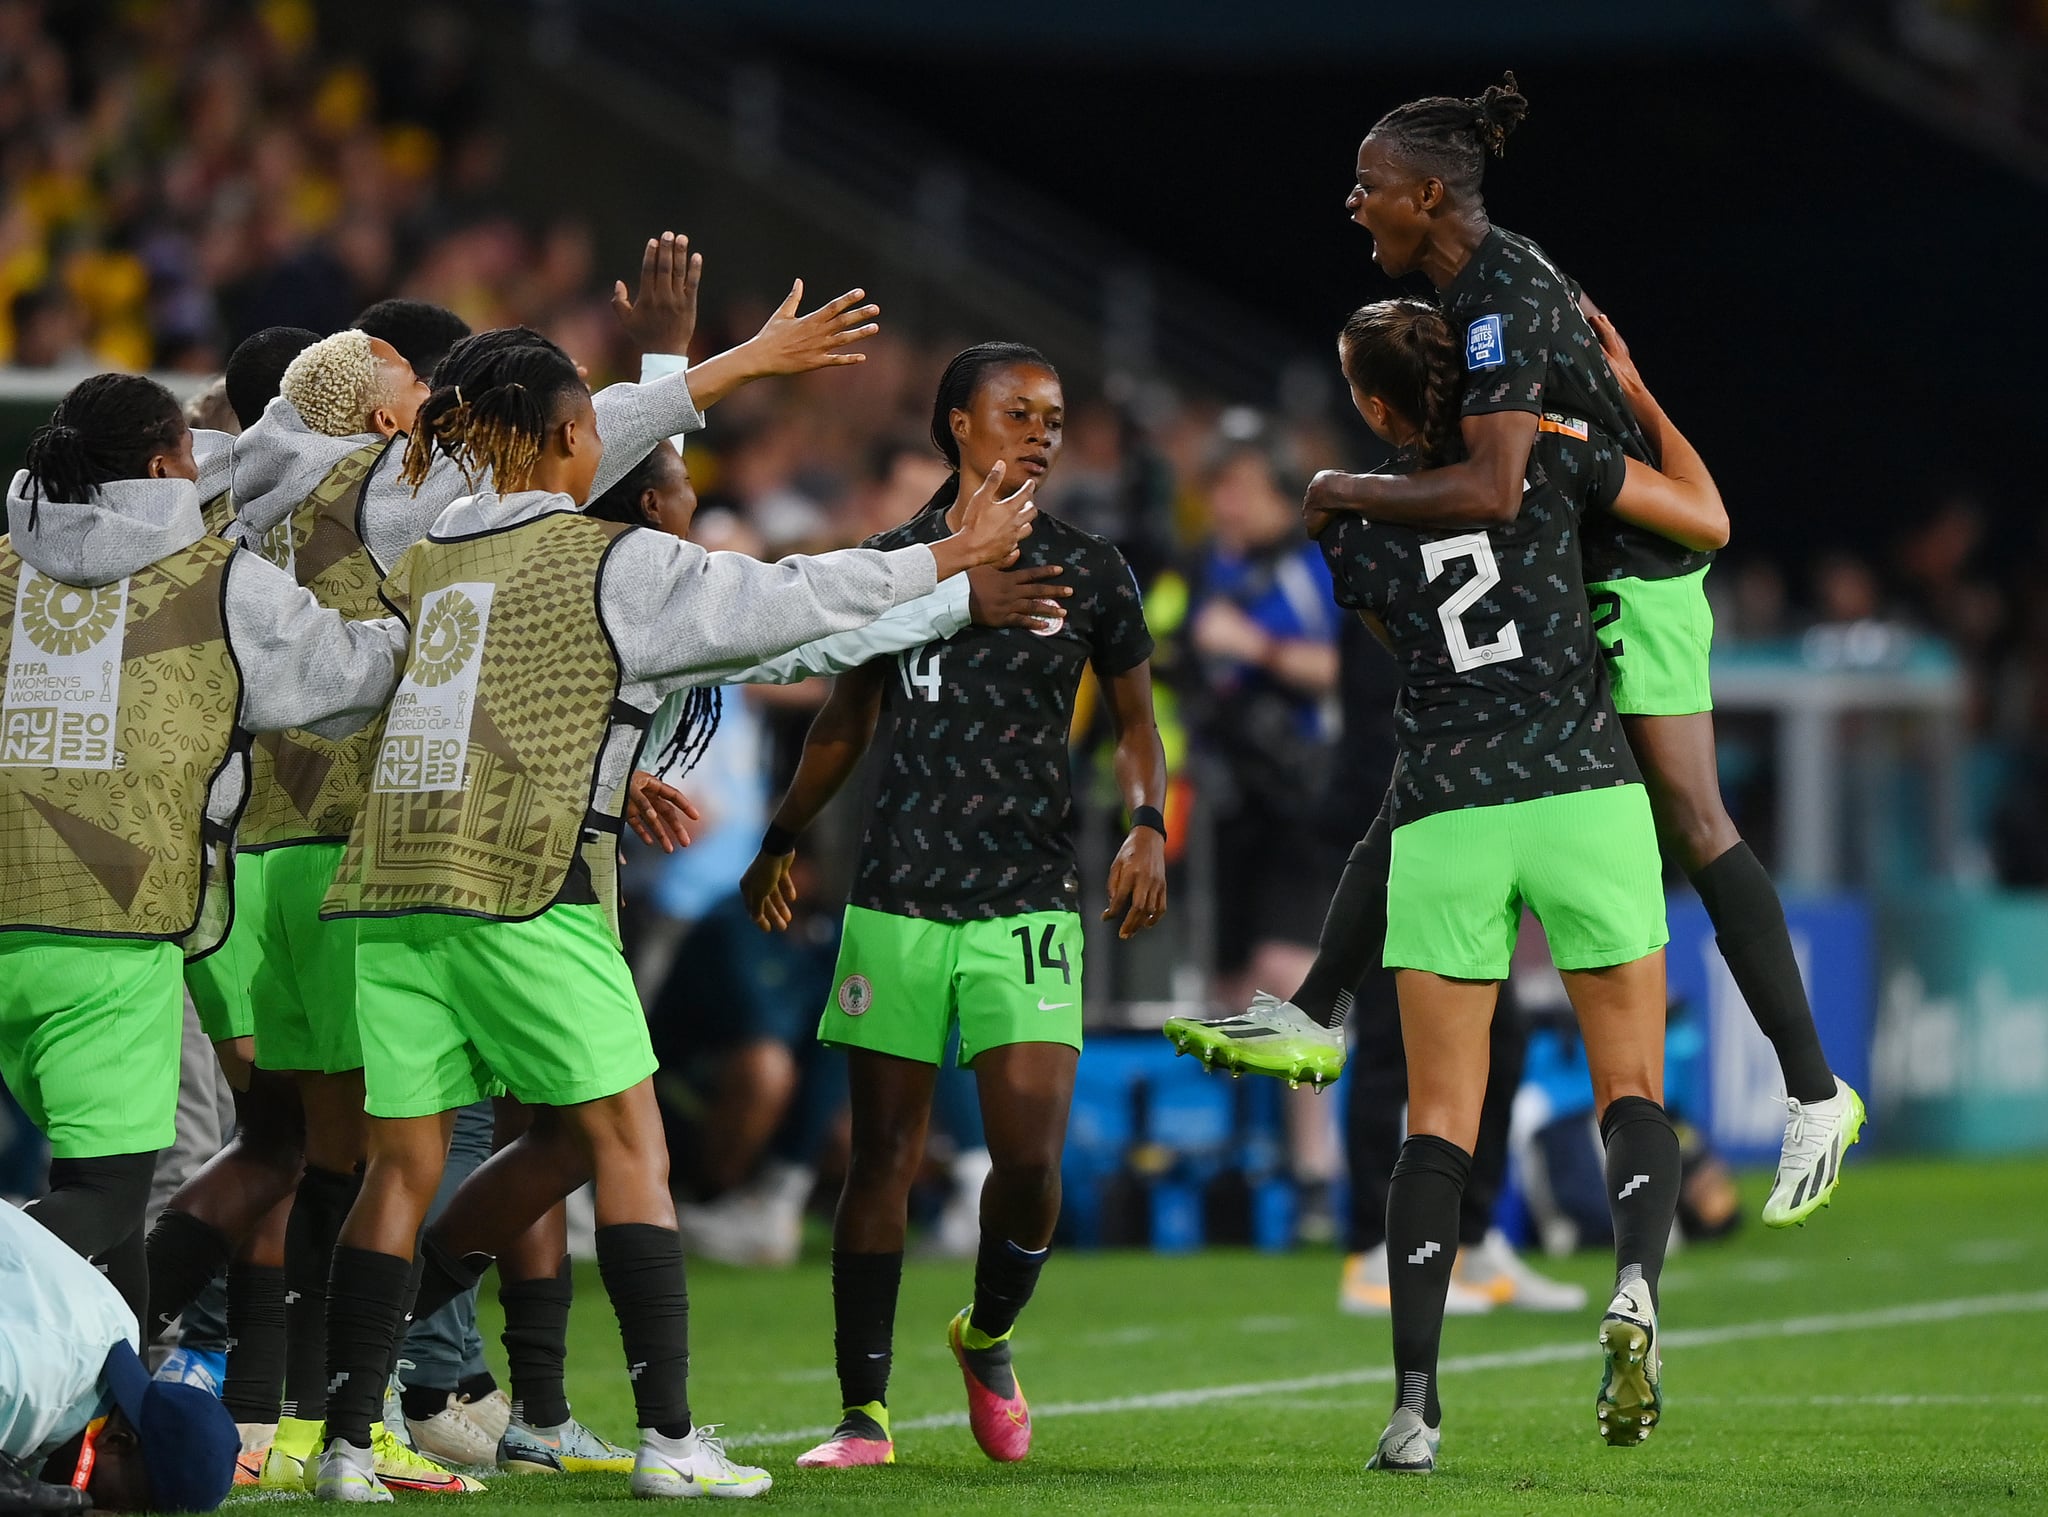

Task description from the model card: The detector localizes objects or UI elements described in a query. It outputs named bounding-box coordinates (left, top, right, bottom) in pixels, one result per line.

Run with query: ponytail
left=399, top=327, right=582, bottom=495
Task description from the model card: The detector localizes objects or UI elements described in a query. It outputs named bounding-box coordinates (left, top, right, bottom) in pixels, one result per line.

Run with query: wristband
left=1130, top=805, right=1167, bottom=842
left=762, top=821, right=801, bottom=856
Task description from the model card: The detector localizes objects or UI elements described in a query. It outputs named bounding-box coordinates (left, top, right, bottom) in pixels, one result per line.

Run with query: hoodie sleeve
left=222, top=550, right=407, bottom=737
left=193, top=429, right=237, bottom=505
left=599, top=530, right=939, bottom=699
left=587, top=367, right=706, bottom=502
left=719, top=572, right=971, bottom=687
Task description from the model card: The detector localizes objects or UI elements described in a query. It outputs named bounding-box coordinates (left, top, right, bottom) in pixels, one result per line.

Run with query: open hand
left=745, top=282, right=881, bottom=376
left=968, top=561, right=1070, bottom=632
left=626, top=770, right=701, bottom=853
left=612, top=231, right=703, bottom=357
left=741, top=848, right=799, bottom=931
left=931, top=460, right=1037, bottom=578
left=1103, top=827, right=1167, bottom=939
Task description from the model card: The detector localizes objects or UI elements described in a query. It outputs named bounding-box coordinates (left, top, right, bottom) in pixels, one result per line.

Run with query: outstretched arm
left=1101, top=661, right=1169, bottom=939
left=1303, top=410, right=1539, bottom=536
left=740, top=662, right=889, bottom=930
left=1595, top=312, right=1729, bottom=552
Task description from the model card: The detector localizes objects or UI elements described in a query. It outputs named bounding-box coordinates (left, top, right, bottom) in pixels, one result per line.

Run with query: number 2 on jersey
left=897, top=644, right=944, bottom=702
left=1422, top=531, right=1523, bottom=674
left=1011, top=923, right=1072, bottom=986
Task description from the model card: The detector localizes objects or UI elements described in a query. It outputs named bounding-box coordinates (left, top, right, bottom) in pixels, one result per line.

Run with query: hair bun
left=1470, top=71, right=1528, bottom=155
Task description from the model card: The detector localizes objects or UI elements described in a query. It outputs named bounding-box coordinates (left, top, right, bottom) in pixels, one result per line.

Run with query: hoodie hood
left=5, top=469, right=206, bottom=587
left=431, top=488, right=580, bottom=539
left=231, top=393, right=381, bottom=542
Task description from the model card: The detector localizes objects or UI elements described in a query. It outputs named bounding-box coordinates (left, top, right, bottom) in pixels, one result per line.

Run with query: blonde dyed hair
left=280, top=329, right=384, bottom=437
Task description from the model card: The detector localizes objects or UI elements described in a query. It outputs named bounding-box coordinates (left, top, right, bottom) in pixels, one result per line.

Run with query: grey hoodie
left=4, top=469, right=406, bottom=740
left=225, top=366, right=708, bottom=574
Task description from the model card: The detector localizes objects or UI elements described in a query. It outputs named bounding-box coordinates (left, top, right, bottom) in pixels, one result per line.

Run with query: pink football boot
left=947, top=1308, right=1032, bottom=1463
left=794, top=1404, right=894, bottom=1469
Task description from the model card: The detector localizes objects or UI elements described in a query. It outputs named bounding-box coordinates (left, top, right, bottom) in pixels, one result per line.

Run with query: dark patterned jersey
left=853, top=505, right=1154, bottom=921
left=1446, top=224, right=1706, bottom=586
left=1320, top=419, right=1640, bottom=827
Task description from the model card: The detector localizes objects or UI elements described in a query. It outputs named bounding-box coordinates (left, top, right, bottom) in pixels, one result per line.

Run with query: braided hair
left=400, top=327, right=585, bottom=495
left=928, top=341, right=1056, bottom=472
left=1369, top=71, right=1528, bottom=198
left=1339, top=299, right=1465, bottom=468
left=20, top=373, right=186, bottom=528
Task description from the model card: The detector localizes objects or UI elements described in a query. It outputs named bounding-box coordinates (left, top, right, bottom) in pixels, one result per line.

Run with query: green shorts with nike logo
left=821, top=905, right=1085, bottom=1067
left=1384, top=785, right=1668, bottom=982
left=1588, top=565, right=1715, bottom=717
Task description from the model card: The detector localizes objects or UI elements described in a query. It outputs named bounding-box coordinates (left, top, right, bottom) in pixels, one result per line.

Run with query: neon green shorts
left=0, top=933, right=182, bottom=1157
left=1384, top=786, right=1668, bottom=980
left=247, top=842, right=362, bottom=1075
left=1588, top=566, right=1714, bottom=717
left=820, top=905, right=1084, bottom=1067
left=355, top=903, right=653, bottom=1119
left=184, top=855, right=267, bottom=1044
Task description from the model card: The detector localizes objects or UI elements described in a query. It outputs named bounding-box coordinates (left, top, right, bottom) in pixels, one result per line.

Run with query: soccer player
left=0, top=372, right=405, bottom=1328
left=738, top=342, right=1170, bottom=1470
left=306, top=298, right=1035, bottom=1502
left=1317, top=297, right=1723, bottom=1469
left=1173, top=75, right=1863, bottom=1226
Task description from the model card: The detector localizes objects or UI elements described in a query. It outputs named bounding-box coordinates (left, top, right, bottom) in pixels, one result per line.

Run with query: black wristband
left=1130, top=805, right=1167, bottom=842
left=761, top=821, right=800, bottom=856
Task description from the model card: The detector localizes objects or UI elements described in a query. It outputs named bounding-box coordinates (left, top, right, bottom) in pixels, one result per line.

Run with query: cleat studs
left=1288, top=1079, right=1300, bottom=1090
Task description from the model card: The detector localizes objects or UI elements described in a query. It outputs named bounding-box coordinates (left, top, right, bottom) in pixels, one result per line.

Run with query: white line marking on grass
left=736, top=1289, right=2048, bottom=1448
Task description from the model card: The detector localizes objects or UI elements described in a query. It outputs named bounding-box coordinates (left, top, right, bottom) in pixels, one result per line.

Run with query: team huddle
left=0, top=73, right=1859, bottom=1505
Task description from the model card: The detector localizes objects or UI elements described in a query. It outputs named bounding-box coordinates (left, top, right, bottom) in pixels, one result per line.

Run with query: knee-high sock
left=1600, top=1097, right=1682, bottom=1310
left=595, top=1224, right=690, bottom=1436
left=831, top=1251, right=902, bottom=1411
left=500, top=1256, right=573, bottom=1428
left=144, top=1208, right=234, bottom=1342
left=1384, top=1135, right=1471, bottom=1427
left=1690, top=843, right=1835, bottom=1102
left=221, top=1262, right=288, bottom=1424
left=281, top=1165, right=358, bottom=1420
left=1291, top=817, right=1392, bottom=1030
left=28, top=1152, right=158, bottom=1328
left=322, top=1247, right=412, bottom=1449
left=968, top=1235, right=1048, bottom=1342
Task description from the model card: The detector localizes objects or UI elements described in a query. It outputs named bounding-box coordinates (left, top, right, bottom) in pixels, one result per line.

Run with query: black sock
left=968, top=1235, right=1048, bottom=1342
left=281, top=1165, right=359, bottom=1420
left=28, top=1152, right=158, bottom=1330
left=322, top=1247, right=413, bottom=1449
left=143, top=1209, right=234, bottom=1342
left=1691, top=844, right=1835, bottom=1102
left=1600, top=1097, right=1682, bottom=1310
left=500, top=1256, right=573, bottom=1428
left=221, top=1263, right=288, bottom=1424
left=1291, top=819, right=1391, bottom=1030
left=595, top=1224, right=690, bottom=1436
left=412, top=1230, right=490, bottom=1327
left=1384, top=1135, right=1471, bottom=1428
left=400, top=1383, right=456, bottom=1421
left=831, top=1251, right=902, bottom=1410
left=386, top=1251, right=427, bottom=1379
left=458, top=1371, right=498, bottom=1404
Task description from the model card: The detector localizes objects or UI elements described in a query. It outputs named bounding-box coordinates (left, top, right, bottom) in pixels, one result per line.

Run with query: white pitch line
left=735, top=1289, right=2048, bottom=1449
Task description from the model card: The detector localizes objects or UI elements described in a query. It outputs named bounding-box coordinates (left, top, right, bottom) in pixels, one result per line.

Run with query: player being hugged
left=1317, top=299, right=1732, bottom=1471
left=742, top=343, right=1169, bottom=1470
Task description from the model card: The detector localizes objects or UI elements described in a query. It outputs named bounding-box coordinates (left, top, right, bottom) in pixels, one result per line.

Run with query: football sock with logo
left=1290, top=820, right=1391, bottom=1031
left=385, top=1252, right=426, bottom=1379
left=1690, top=843, right=1836, bottom=1103
left=595, top=1224, right=691, bottom=1436
left=1600, top=1096, right=1681, bottom=1310
left=221, top=1262, right=288, bottom=1423
left=967, top=1236, right=1048, bottom=1344
left=1384, top=1135, right=1472, bottom=1427
left=280, top=1164, right=359, bottom=1420
left=143, top=1207, right=234, bottom=1342
left=832, top=1250, right=903, bottom=1411
left=499, top=1256, right=574, bottom=1429
left=322, top=1247, right=413, bottom=1449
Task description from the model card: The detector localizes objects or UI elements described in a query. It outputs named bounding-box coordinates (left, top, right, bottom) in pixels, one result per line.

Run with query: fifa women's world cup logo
left=20, top=577, right=122, bottom=656
left=373, top=581, right=495, bottom=794
left=2, top=570, right=131, bottom=770
left=412, top=589, right=484, bottom=687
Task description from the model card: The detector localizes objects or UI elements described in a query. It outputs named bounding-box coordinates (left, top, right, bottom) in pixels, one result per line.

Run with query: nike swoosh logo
left=1037, top=998, right=1072, bottom=1011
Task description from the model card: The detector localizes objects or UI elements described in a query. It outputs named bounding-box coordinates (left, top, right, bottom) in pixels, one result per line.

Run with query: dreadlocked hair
left=646, top=684, right=724, bottom=780
left=400, top=327, right=583, bottom=495
left=1339, top=299, right=1465, bottom=468
left=928, top=341, right=1057, bottom=472
left=1369, top=71, right=1528, bottom=198
left=20, top=373, right=185, bottom=529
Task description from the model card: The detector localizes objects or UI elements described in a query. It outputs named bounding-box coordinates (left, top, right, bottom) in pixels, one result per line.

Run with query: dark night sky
left=762, top=40, right=2048, bottom=578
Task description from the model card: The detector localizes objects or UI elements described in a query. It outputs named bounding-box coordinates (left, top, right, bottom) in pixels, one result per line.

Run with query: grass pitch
left=235, top=1157, right=2047, bottom=1513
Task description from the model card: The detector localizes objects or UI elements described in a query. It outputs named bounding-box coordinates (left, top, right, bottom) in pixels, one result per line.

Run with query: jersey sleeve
left=1089, top=543, right=1154, bottom=676
left=1458, top=293, right=1549, bottom=419
left=1318, top=519, right=1376, bottom=612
